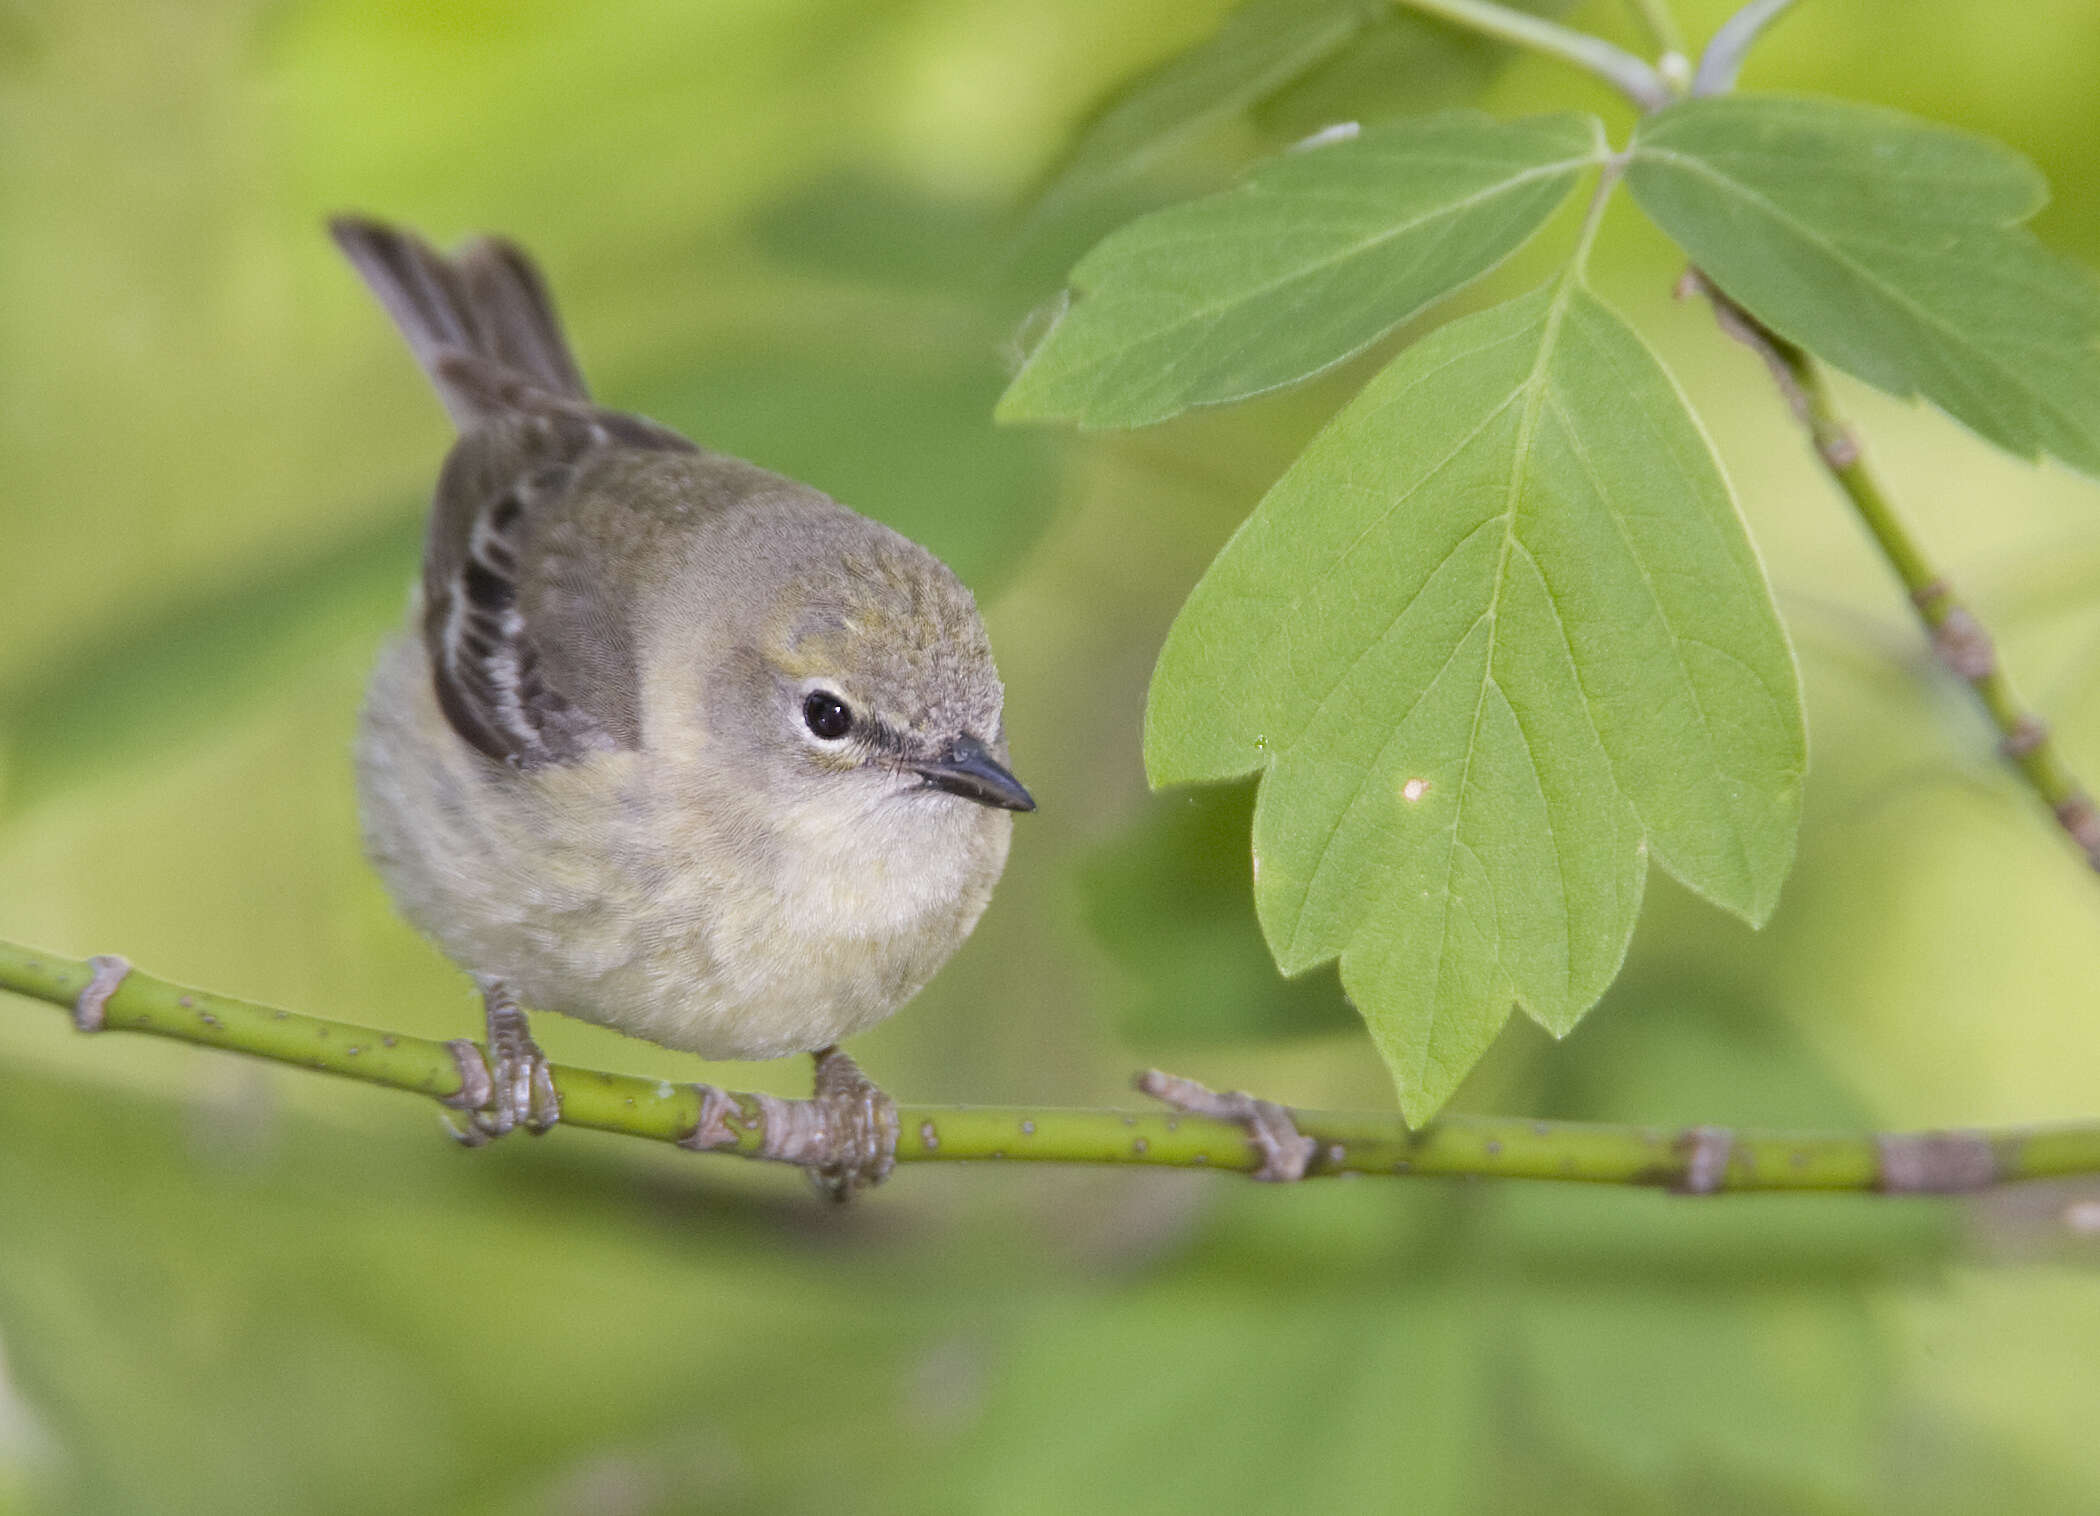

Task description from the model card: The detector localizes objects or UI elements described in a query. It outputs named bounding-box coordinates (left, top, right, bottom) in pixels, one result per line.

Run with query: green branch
left=1391, top=0, right=1672, bottom=112
left=1682, top=271, right=2100, bottom=874
left=7, top=937, right=2099, bottom=1194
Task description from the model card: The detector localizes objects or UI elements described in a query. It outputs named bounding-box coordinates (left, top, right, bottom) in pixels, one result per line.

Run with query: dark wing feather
left=333, top=215, right=698, bottom=768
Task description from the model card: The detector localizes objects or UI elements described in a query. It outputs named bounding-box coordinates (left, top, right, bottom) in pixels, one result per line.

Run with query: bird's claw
left=678, top=1050, right=896, bottom=1198
left=440, top=1038, right=496, bottom=1146
left=481, top=1000, right=562, bottom=1138
left=441, top=983, right=561, bottom=1143
left=677, top=1054, right=896, bottom=1200
left=806, top=1046, right=897, bottom=1201
left=1137, top=1068, right=1316, bottom=1182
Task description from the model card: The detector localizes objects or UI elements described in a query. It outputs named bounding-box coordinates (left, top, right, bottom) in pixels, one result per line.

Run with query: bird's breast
left=534, top=765, right=1011, bottom=1060
left=357, top=634, right=1010, bottom=1061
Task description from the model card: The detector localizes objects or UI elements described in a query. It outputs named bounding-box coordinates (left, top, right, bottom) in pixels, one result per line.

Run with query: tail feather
left=457, top=237, right=589, bottom=401
left=329, top=215, right=590, bottom=427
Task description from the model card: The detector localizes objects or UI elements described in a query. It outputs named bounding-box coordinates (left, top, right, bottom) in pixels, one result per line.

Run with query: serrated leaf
left=1037, top=0, right=1384, bottom=211
left=1628, top=94, right=2100, bottom=477
left=999, top=112, right=1606, bottom=429
left=1146, top=283, right=1804, bottom=1120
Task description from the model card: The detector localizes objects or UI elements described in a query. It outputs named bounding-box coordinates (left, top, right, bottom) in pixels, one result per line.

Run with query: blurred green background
left=3, top=0, right=2100, bottom=1510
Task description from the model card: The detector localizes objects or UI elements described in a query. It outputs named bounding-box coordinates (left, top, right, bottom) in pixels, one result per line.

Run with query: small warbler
left=333, top=217, right=1032, bottom=1191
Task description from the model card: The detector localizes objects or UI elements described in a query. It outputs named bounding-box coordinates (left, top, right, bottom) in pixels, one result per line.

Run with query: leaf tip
left=989, top=382, right=1037, bottom=428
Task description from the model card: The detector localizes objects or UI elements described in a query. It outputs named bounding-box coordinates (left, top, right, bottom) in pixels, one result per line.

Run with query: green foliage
left=9, top=0, right=2100, bottom=1509
left=1036, top=0, right=1386, bottom=208
left=0, top=1070, right=931, bottom=1515
left=1012, top=4, right=2100, bottom=1119
left=999, top=112, right=1606, bottom=427
left=1627, top=95, right=2100, bottom=478
left=1145, top=278, right=1803, bottom=1117
left=1077, top=782, right=1358, bottom=1046
left=0, top=991, right=1978, bottom=1516
left=1252, top=0, right=1576, bottom=142
left=1033, top=0, right=1577, bottom=217
left=950, top=984, right=1961, bottom=1515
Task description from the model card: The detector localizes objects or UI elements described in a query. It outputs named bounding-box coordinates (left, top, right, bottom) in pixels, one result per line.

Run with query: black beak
left=910, top=735, right=1036, bottom=812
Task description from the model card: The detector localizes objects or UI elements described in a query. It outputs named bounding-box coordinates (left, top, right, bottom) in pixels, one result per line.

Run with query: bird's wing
left=331, top=215, right=703, bottom=768
left=421, top=399, right=697, bottom=769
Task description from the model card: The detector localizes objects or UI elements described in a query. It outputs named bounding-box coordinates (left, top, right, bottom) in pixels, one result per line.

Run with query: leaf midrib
left=1431, top=278, right=1584, bottom=1016
left=1276, top=287, right=1580, bottom=977
left=1057, top=149, right=1601, bottom=386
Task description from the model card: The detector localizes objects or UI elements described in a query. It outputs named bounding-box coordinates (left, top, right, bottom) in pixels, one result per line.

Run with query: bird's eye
left=802, top=690, right=854, bottom=741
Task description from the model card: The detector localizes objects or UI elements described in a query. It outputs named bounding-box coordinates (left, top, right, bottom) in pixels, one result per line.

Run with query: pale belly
left=356, top=635, right=1008, bottom=1061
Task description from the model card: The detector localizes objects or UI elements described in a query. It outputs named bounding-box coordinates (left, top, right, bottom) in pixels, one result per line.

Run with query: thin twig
left=1679, top=269, right=2100, bottom=872
left=1691, top=0, right=1798, bottom=97
left=6, top=938, right=2099, bottom=1194
left=1391, top=0, right=1672, bottom=112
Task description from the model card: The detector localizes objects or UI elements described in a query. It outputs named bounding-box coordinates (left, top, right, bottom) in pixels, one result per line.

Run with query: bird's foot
left=806, top=1046, right=898, bottom=1201
left=442, top=981, right=560, bottom=1145
left=1137, top=1069, right=1316, bottom=1182
left=439, top=1038, right=496, bottom=1145
left=679, top=1047, right=897, bottom=1200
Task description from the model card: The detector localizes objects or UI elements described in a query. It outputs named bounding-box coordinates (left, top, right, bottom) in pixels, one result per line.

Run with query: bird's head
left=686, top=507, right=1032, bottom=833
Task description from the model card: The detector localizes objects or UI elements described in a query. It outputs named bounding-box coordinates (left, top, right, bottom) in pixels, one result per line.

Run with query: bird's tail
left=329, top=215, right=590, bottom=428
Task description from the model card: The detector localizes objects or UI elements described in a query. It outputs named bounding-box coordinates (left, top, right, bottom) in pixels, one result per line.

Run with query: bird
left=331, top=216, right=1033, bottom=1194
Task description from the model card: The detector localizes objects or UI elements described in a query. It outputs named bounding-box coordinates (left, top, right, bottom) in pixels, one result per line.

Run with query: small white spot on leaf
left=1290, top=121, right=1360, bottom=152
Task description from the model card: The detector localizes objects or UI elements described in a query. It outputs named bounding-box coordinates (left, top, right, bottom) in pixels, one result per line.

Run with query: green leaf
left=998, top=112, right=1606, bottom=429
left=1035, top=0, right=1385, bottom=211
left=1628, top=94, right=2100, bottom=477
left=1254, top=0, right=1576, bottom=142
left=1146, top=283, right=1805, bottom=1120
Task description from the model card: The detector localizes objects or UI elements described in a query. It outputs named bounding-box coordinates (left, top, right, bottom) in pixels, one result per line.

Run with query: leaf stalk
left=1567, top=156, right=1627, bottom=281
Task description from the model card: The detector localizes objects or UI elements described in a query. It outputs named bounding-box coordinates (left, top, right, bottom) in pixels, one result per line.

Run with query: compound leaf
left=1146, top=282, right=1804, bottom=1118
